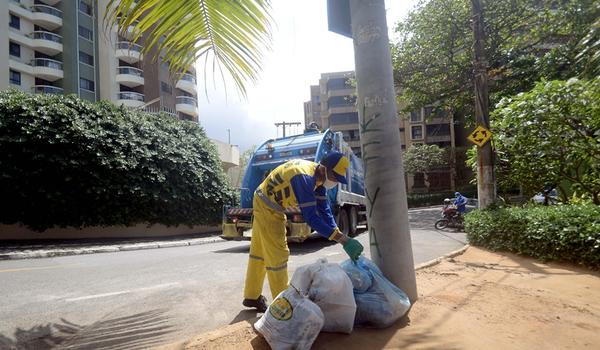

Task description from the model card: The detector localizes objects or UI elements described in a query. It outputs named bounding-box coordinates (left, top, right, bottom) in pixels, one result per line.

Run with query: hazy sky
left=196, top=0, right=417, bottom=152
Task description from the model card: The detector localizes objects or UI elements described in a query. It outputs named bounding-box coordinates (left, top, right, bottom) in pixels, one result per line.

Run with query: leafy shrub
left=465, top=205, right=600, bottom=268
left=0, top=90, right=234, bottom=231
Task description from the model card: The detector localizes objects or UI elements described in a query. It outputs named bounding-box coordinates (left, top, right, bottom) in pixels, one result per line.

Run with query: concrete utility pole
left=349, top=0, right=417, bottom=302
left=471, top=0, right=496, bottom=208
left=274, top=121, right=301, bottom=138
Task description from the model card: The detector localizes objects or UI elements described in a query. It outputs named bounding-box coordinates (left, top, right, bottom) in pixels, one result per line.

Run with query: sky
left=196, top=0, right=417, bottom=152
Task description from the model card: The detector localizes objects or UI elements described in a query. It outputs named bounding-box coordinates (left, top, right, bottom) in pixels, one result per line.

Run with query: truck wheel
left=336, top=209, right=350, bottom=236
left=348, top=206, right=358, bottom=236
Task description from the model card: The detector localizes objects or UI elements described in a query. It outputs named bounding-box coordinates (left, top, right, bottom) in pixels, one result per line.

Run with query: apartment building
left=96, top=0, right=198, bottom=121
left=1, top=0, right=199, bottom=122
left=304, top=71, right=361, bottom=156
left=1, top=0, right=100, bottom=101
left=304, top=70, right=469, bottom=193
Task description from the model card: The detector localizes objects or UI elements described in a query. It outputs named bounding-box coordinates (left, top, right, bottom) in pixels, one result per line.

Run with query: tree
left=105, top=0, right=273, bottom=97
left=403, top=144, right=447, bottom=191
left=492, top=78, right=600, bottom=204
left=391, top=0, right=599, bottom=116
left=235, top=146, right=257, bottom=188
left=350, top=0, right=417, bottom=301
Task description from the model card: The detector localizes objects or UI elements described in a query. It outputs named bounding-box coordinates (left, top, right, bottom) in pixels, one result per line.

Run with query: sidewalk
left=160, top=246, right=600, bottom=350
left=0, top=233, right=223, bottom=260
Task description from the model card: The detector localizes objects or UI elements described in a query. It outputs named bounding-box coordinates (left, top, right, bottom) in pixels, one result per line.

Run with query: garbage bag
left=290, top=258, right=356, bottom=333
left=341, top=256, right=411, bottom=328
left=255, top=287, right=324, bottom=350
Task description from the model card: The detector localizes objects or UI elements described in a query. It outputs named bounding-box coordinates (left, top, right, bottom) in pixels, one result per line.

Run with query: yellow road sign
left=467, top=125, right=492, bottom=147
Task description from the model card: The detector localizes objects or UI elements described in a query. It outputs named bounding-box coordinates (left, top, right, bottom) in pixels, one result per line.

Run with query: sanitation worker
left=242, top=151, right=364, bottom=312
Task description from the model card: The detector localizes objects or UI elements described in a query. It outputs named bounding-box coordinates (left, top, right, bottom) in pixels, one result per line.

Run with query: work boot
left=243, top=295, right=268, bottom=313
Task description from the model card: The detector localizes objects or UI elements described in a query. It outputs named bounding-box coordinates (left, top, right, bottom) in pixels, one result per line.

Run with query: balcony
left=175, top=96, right=198, bottom=117
left=327, top=88, right=355, bottom=98
left=31, top=58, right=63, bottom=81
left=29, top=31, right=63, bottom=55
left=31, top=85, right=64, bottom=94
left=115, top=42, right=143, bottom=64
left=116, top=66, right=144, bottom=87
left=175, top=73, right=197, bottom=95
left=426, top=134, right=452, bottom=143
left=31, top=4, right=63, bottom=30
left=117, top=91, right=145, bottom=108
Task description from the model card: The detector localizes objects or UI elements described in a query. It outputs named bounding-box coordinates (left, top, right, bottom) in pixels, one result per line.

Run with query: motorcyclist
left=453, top=192, right=467, bottom=215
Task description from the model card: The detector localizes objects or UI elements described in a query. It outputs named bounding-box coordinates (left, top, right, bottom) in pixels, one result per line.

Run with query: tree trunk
left=350, top=0, right=418, bottom=302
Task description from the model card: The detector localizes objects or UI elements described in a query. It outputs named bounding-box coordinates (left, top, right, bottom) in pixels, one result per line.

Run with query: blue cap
left=320, top=151, right=349, bottom=184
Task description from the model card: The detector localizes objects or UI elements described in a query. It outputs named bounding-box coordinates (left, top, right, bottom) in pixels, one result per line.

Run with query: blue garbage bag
left=341, top=256, right=411, bottom=328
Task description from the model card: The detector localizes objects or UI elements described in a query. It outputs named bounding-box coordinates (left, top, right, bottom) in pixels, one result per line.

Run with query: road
left=0, top=207, right=465, bottom=350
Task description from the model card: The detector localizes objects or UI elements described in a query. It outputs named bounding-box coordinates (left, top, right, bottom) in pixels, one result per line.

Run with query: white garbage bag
left=254, top=287, right=324, bottom=350
left=341, top=257, right=411, bottom=328
left=289, top=259, right=356, bottom=333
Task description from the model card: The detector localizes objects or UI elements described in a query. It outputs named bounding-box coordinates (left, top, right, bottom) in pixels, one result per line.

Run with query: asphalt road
left=0, top=207, right=466, bottom=350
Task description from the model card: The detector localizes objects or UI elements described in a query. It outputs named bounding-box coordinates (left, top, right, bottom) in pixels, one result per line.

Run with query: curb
left=415, top=244, right=470, bottom=271
left=0, top=237, right=225, bottom=261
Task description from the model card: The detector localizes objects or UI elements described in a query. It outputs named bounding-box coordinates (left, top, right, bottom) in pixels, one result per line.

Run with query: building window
left=78, top=25, right=93, bottom=41
left=413, top=173, right=426, bottom=188
left=79, top=51, right=94, bottom=66
left=329, top=112, right=359, bottom=125
left=9, top=15, right=20, bottom=30
left=424, top=106, right=433, bottom=119
left=9, top=42, right=20, bottom=57
left=411, top=125, right=423, bottom=140
left=426, top=124, right=451, bottom=136
left=410, top=110, right=422, bottom=122
left=79, top=1, right=93, bottom=16
left=80, top=78, right=95, bottom=92
left=160, top=81, right=172, bottom=94
left=328, top=95, right=356, bottom=108
left=9, top=70, right=21, bottom=85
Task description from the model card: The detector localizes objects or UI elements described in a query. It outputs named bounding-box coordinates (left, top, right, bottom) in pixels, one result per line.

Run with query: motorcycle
left=434, top=199, right=464, bottom=230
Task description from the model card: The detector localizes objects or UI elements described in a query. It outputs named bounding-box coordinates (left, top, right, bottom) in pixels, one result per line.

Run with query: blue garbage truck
left=221, top=128, right=366, bottom=242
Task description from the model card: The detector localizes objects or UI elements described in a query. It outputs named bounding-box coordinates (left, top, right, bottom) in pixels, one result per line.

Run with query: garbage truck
left=221, top=128, right=366, bottom=242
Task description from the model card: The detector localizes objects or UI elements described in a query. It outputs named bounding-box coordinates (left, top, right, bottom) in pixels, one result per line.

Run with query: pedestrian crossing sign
left=467, top=125, right=492, bottom=147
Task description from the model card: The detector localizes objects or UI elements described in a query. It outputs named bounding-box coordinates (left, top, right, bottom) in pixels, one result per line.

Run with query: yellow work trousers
left=243, top=195, right=289, bottom=300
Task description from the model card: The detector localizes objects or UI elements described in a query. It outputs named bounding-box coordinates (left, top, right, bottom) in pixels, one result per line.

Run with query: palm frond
left=105, top=0, right=273, bottom=98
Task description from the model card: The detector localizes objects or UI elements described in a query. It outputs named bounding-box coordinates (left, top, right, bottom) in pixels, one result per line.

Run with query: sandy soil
left=161, top=247, right=600, bottom=350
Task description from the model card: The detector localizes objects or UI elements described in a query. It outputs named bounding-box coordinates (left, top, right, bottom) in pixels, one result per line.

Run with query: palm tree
left=349, top=0, right=418, bottom=302
left=105, top=0, right=273, bottom=97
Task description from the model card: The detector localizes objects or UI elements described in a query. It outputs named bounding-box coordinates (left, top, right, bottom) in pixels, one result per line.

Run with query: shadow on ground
left=0, top=309, right=175, bottom=350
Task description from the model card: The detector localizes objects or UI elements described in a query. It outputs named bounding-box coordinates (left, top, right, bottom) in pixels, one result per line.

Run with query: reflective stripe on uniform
left=299, top=201, right=317, bottom=208
left=266, top=263, right=288, bottom=272
left=249, top=254, right=264, bottom=261
left=256, top=189, right=285, bottom=213
left=315, top=196, right=327, bottom=200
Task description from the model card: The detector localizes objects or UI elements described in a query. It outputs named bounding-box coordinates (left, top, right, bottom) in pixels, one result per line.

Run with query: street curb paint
left=0, top=237, right=224, bottom=260
left=415, top=245, right=470, bottom=271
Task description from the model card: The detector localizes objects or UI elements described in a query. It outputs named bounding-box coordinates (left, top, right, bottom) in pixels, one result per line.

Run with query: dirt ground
left=161, top=247, right=600, bottom=350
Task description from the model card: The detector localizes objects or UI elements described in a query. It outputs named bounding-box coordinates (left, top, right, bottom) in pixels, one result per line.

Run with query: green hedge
left=0, top=90, right=234, bottom=231
left=465, top=205, right=600, bottom=268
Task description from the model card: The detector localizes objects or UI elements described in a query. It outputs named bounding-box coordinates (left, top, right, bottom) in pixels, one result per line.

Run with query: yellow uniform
left=244, top=159, right=338, bottom=299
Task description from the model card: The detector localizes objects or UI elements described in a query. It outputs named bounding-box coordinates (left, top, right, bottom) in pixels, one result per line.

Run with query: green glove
left=343, top=237, right=364, bottom=262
